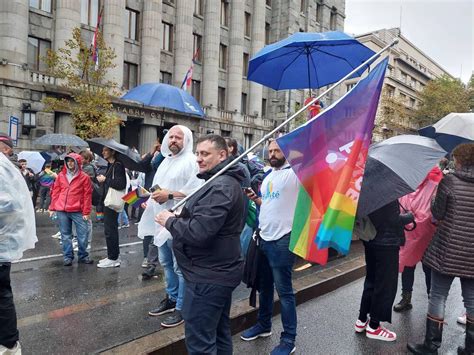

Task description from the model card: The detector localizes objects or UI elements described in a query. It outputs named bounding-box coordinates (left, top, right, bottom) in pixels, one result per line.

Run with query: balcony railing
left=30, top=70, right=56, bottom=85
left=219, top=110, right=234, bottom=121
left=263, top=118, right=273, bottom=127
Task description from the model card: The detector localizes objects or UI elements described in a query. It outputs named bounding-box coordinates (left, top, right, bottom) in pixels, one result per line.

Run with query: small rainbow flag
left=122, top=186, right=150, bottom=207
left=277, top=58, right=388, bottom=265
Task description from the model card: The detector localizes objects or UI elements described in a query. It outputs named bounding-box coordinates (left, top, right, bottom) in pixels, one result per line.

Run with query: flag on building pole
left=91, top=7, right=104, bottom=70
left=181, top=49, right=200, bottom=91
left=277, top=58, right=389, bottom=265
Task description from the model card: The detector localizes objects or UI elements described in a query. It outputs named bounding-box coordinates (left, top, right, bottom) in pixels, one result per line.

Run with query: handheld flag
left=277, top=58, right=389, bottom=264
left=181, top=49, right=199, bottom=90
left=122, top=186, right=150, bottom=208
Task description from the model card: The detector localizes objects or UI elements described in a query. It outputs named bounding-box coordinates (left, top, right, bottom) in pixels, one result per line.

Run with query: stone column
left=0, top=0, right=29, bottom=81
left=139, top=124, right=157, bottom=154
left=54, top=0, right=81, bottom=51
left=226, top=0, right=244, bottom=113
left=140, top=0, right=161, bottom=83
left=102, top=0, right=125, bottom=88
left=173, top=0, right=194, bottom=89
left=201, top=0, right=220, bottom=114
left=248, top=0, right=265, bottom=117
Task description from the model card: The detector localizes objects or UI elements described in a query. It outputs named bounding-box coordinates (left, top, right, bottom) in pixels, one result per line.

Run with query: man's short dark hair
left=18, top=159, right=27, bottom=163
left=197, top=134, right=228, bottom=153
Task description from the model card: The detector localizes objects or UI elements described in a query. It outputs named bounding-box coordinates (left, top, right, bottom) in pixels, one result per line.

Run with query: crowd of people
left=0, top=126, right=473, bottom=355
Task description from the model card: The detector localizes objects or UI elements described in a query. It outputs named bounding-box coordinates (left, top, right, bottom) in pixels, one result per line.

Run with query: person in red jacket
left=49, top=153, right=93, bottom=266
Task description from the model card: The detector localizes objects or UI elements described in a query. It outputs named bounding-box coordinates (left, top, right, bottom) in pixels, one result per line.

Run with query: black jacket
left=166, top=158, right=246, bottom=287
left=367, top=200, right=414, bottom=248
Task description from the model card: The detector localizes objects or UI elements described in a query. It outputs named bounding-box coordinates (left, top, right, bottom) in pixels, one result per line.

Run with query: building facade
left=343, top=28, right=453, bottom=141
left=0, top=0, right=345, bottom=152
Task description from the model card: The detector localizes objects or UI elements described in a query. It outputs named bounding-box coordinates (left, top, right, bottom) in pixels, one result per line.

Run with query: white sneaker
left=0, top=341, right=22, bottom=354
left=141, top=258, right=148, bottom=268
left=98, top=257, right=109, bottom=264
left=51, top=232, right=61, bottom=239
left=97, top=258, right=121, bottom=268
left=458, top=314, right=467, bottom=325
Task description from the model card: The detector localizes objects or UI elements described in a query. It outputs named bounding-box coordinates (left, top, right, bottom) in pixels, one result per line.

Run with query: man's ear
left=219, top=149, right=228, bottom=161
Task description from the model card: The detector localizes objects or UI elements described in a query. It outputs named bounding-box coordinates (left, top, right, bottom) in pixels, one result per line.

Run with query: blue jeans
left=57, top=211, right=89, bottom=261
left=159, top=239, right=185, bottom=310
left=181, top=282, right=235, bottom=355
left=117, top=210, right=129, bottom=226
left=428, top=269, right=474, bottom=319
left=258, top=233, right=297, bottom=344
left=240, top=223, right=254, bottom=257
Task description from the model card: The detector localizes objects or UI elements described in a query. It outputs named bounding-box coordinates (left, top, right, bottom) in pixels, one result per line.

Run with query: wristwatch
left=168, top=193, right=174, bottom=200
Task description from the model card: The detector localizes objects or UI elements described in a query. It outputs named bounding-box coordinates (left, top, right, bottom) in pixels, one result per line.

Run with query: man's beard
left=269, top=156, right=286, bottom=168
left=169, top=144, right=182, bottom=155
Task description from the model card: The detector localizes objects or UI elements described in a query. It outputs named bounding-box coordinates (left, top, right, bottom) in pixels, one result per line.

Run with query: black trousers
left=181, top=281, right=235, bottom=355
left=401, top=264, right=432, bottom=294
left=0, top=263, right=19, bottom=348
left=103, top=207, right=120, bottom=260
left=359, top=244, right=399, bottom=323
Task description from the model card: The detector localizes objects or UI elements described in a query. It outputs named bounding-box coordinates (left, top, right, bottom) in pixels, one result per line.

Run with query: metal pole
left=171, top=39, right=399, bottom=212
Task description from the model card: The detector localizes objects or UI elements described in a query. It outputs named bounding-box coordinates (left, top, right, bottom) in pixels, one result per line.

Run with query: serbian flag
left=181, top=49, right=199, bottom=90
left=91, top=7, right=103, bottom=70
left=277, top=58, right=388, bottom=265
left=122, top=186, right=150, bottom=208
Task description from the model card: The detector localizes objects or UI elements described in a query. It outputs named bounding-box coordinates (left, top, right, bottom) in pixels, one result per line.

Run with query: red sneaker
left=354, top=319, right=369, bottom=333
left=366, top=325, right=397, bottom=341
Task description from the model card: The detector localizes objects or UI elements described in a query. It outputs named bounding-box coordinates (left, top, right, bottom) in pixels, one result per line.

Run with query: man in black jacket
left=156, top=134, right=245, bottom=355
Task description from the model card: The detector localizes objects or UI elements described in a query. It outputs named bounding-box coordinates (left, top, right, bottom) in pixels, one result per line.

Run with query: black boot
left=458, top=317, right=474, bottom=355
left=407, top=315, right=444, bottom=354
left=394, top=291, right=413, bottom=312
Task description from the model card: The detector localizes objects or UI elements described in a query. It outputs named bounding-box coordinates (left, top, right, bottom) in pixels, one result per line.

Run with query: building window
left=409, top=97, right=416, bottom=108
left=245, top=12, right=252, bottom=37
left=191, top=80, right=201, bottom=103
left=262, top=98, right=267, bottom=118
left=125, top=8, right=139, bottom=41
left=266, top=0, right=272, bottom=6
left=81, top=0, right=100, bottom=27
left=244, top=133, right=252, bottom=149
left=29, top=0, right=51, bottom=12
left=219, top=44, right=227, bottom=70
left=160, top=71, right=172, bottom=84
left=243, top=53, right=249, bottom=77
left=300, top=0, right=306, bottom=13
left=27, top=36, right=51, bottom=71
left=162, top=22, right=173, bottom=51
left=194, top=0, right=203, bottom=16
left=316, top=2, right=323, bottom=23
left=218, top=87, right=226, bottom=110
left=123, top=62, right=138, bottom=90
left=193, top=33, right=202, bottom=62
left=241, top=93, right=248, bottom=114
left=265, top=23, right=271, bottom=44
left=330, top=7, right=337, bottom=30
left=346, top=83, right=356, bottom=92
left=221, top=129, right=231, bottom=137
left=401, top=72, right=408, bottom=83
left=220, top=0, right=229, bottom=27
left=399, top=93, right=407, bottom=103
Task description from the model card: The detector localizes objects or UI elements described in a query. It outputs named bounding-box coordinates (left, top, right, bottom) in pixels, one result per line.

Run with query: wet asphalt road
left=233, top=266, right=465, bottom=355
left=12, top=212, right=362, bottom=354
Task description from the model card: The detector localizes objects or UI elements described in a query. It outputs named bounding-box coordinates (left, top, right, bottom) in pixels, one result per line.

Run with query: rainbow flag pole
left=277, top=58, right=389, bottom=265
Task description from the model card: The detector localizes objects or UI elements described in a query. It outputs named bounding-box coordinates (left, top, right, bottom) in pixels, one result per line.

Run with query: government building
left=0, top=0, right=346, bottom=152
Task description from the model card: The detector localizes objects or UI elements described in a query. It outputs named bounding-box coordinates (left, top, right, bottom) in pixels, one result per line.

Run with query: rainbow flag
left=122, top=186, right=150, bottom=207
left=277, top=58, right=388, bottom=265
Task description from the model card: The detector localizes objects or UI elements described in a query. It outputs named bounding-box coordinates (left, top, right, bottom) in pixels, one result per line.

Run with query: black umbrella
left=87, top=138, right=144, bottom=172
left=357, top=135, right=446, bottom=217
left=34, top=133, right=88, bottom=147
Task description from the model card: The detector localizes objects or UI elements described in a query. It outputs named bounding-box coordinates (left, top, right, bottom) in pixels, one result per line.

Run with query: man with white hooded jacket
left=138, top=125, right=202, bottom=328
left=0, top=134, right=37, bottom=355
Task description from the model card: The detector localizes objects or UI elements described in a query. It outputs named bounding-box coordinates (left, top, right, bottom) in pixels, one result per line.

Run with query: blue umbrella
left=121, top=83, right=205, bottom=117
left=248, top=31, right=376, bottom=90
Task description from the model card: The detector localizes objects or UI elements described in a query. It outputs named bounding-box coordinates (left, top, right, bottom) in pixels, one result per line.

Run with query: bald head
left=168, top=126, right=185, bottom=155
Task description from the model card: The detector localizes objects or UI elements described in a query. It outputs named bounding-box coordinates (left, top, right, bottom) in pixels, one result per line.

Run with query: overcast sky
left=344, top=0, right=473, bottom=83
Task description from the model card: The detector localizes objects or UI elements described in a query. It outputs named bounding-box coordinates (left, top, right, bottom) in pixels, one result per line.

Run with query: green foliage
left=468, top=73, right=474, bottom=111
left=43, top=27, right=121, bottom=139
left=414, top=75, right=470, bottom=126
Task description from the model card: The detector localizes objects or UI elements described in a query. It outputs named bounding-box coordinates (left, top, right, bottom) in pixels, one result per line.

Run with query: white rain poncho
left=138, top=125, right=203, bottom=246
left=0, top=153, right=37, bottom=262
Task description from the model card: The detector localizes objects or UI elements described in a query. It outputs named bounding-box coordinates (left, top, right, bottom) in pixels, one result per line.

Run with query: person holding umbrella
left=408, top=143, right=474, bottom=355
left=96, top=147, right=127, bottom=268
